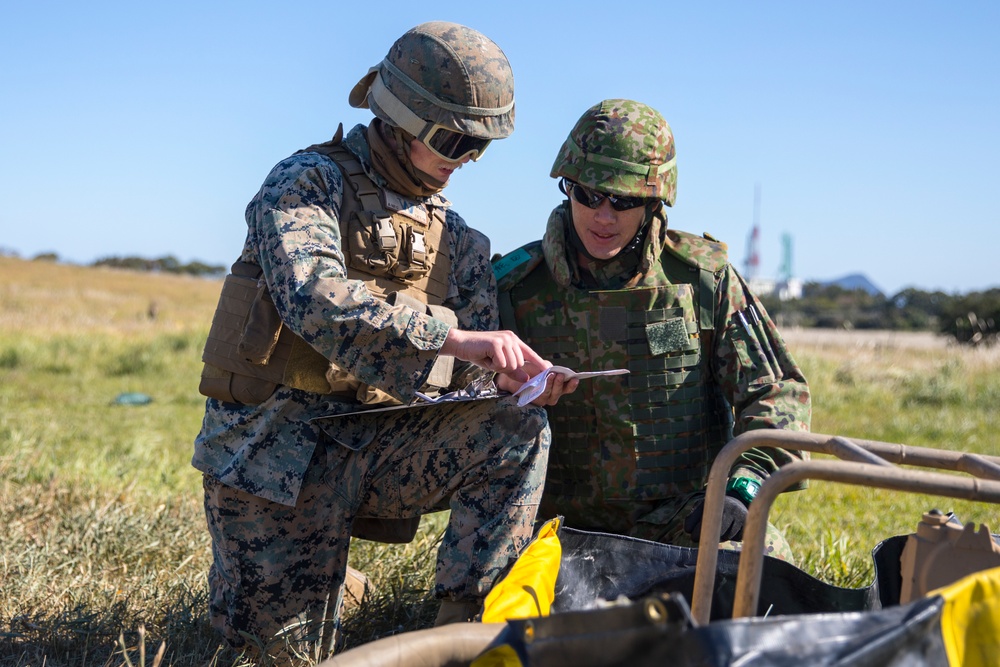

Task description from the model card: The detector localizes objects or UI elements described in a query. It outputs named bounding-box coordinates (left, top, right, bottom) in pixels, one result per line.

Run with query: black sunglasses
left=563, top=179, right=648, bottom=211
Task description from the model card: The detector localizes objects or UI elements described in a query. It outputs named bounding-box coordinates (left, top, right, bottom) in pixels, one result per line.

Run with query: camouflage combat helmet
left=551, top=99, right=676, bottom=205
left=350, top=21, right=515, bottom=160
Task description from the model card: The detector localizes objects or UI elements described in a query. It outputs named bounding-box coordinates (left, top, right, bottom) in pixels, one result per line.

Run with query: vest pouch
left=354, top=383, right=399, bottom=406
left=199, top=362, right=238, bottom=403
left=384, top=225, right=434, bottom=284
left=199, top=362, right=279, bottom=405
left=238, top=281, right=283, bottom=364
left=348, top=209, right=399, bottom=274
left=200, top=267, right=286, bottom=405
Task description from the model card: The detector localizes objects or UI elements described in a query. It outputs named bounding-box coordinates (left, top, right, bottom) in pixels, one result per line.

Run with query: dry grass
left=0, top=257, right=220, bottom=335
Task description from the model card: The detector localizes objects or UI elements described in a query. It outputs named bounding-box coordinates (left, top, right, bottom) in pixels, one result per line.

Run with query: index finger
left=517, top=341, right=549, bottom=372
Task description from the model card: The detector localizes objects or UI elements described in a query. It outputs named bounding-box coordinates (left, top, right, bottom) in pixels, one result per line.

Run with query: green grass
left=2, top=257, right=999, bottom=665
left=771, top=341, right=1000, bottom=587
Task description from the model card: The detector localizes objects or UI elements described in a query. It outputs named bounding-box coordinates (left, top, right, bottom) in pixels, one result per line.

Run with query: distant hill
left=821, top=273, right=884, bottom=297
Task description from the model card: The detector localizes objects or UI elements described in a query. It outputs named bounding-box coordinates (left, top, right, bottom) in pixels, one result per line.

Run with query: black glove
left=683, top=494, right=749, bottom=542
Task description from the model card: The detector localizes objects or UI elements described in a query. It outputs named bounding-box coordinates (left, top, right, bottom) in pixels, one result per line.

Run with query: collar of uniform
left=342, top=123, right=452, bottom=210
left=541, top=202, right=667, bottom=290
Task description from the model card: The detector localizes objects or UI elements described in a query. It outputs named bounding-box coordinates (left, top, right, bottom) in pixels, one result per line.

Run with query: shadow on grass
left=338, top=576, right=440, bottom=652
left=0, top=592, right=239, bottom=667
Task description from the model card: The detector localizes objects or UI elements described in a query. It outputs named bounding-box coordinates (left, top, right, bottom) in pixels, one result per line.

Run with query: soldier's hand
left=496, top=367, right=580, bottom=406
left=683, top=495, right=749, bottom=543
left=442, top=329, right=546, bottom=383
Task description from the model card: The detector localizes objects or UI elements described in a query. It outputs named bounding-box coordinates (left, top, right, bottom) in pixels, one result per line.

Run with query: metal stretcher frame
left=690, top=430, right=1000, bottom=625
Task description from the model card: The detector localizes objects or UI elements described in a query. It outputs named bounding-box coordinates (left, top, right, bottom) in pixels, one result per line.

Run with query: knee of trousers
left=497, top=402, right=551, bottom=451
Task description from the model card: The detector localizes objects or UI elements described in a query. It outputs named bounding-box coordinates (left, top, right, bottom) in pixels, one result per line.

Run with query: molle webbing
left=200, top=263, right=340, bottom=403
left=508, top=263, right=733, bottom=501
left=307, top=139, right=451, bottom=304
left=199, top=135, right=458, bottom=405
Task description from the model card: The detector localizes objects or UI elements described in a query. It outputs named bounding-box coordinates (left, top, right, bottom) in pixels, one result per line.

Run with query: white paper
left=512, top=365, right=629, bottom=406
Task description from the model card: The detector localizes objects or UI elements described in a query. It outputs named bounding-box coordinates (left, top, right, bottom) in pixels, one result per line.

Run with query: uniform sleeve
left=711, top=265, right=812, bottom=483
left=241, top=153, right=449, bottom=403
left=443, top=212, right=499, bottom=332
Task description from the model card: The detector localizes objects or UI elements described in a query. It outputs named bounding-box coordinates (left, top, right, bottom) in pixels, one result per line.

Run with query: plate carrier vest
left=199, top=127, right=457, bottom=406
left=499, top=233, right=735, bottom=503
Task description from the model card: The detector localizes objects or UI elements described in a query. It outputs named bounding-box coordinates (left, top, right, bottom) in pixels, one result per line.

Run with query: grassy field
left=2, top=256, right=999, bottom=665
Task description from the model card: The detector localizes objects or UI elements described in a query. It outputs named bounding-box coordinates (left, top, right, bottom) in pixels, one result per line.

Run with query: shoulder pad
left=493, top=241, right=544, bottom=289
left=664, top=229, right=729, bottom=273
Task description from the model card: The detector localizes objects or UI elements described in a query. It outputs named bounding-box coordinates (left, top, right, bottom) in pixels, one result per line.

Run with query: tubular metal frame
left=690, top=430, right=1000, bottom=625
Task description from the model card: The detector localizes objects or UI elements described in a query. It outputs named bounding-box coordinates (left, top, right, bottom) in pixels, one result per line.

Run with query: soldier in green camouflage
left=494, top=99, right=811, bottom=560
left=193, top=22, right=560, bottom=660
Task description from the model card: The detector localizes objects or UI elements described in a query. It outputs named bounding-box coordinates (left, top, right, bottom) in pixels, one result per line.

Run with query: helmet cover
left=350, top=21, right=515, bottom=140
left=550, top=99, right=676, bottom=204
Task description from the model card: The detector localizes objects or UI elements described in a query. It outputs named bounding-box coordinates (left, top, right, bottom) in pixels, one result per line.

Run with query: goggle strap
left=379, top=58, right=514, bottom=118
left=369, top=74, right=432, bottom=139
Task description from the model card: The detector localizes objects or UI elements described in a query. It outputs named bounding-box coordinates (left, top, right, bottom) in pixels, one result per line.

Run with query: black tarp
left=479, top=528, right=949, bottom=666
left=552, top=526, right=906, bottom=619
left=490, top=592, right=948, bottom=667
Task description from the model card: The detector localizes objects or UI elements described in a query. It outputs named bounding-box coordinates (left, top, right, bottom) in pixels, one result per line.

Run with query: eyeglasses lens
left=568, top=182, right=645, bottom=211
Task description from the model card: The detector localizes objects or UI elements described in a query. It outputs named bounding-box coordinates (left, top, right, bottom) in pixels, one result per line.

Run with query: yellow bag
left=935, top=565, right=1000, bottom=667
left=481, top=517, right=563, bottom=623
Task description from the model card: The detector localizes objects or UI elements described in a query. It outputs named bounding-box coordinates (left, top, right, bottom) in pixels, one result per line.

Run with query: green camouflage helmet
left=349, top=21, right=515, bottom=141
left=551, top=99, right=676, bottom=205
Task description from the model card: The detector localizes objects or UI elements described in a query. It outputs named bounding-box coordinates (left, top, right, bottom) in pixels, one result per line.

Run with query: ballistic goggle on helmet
left=551, top=99, right=677, bottom=205
left=349, top=21, right=515, bottom=162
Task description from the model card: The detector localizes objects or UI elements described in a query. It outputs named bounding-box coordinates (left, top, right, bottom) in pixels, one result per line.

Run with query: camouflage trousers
left=542, top=490, right=795, bottom=563
left=203, top=396, right=549, bottom=659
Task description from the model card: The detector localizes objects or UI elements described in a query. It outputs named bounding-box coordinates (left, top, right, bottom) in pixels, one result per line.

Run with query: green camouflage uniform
left=194, top=23, right=548, bottom=658
left=495, top=99, right=810, bottom=559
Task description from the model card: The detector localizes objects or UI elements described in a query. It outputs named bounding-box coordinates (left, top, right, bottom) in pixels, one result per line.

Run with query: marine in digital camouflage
left=204, top=395, right=547, bottom=658
left=496, top=99, right=809, bottom=562
left=193, top=123, right=495, bottom=505
left=193, top=22, right=547, bottom=659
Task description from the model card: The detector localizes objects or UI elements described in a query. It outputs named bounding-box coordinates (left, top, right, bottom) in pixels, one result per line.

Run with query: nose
left=593, top=199, right=617, bottom=223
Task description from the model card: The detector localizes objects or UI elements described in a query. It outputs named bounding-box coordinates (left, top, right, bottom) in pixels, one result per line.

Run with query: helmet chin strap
left=566, top=200, right=662, bottom=288
left=568, top=200, right=660, bottom=261
left=567, top=217, right=601, bottom=262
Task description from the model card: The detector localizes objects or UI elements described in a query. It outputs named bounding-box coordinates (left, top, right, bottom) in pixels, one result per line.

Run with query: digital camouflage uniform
left=495, top=100, right=810, bottom=559
left=193, top=23, right=548, bottom=659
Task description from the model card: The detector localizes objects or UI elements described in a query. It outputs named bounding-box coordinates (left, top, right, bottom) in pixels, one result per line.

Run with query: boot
left=434, top=599, right=482, bottom=626
left=342, top=565, right=370, bottom=613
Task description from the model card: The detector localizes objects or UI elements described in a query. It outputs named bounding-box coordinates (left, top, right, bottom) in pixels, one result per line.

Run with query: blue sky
left=2, top=1, right=997, bottom=296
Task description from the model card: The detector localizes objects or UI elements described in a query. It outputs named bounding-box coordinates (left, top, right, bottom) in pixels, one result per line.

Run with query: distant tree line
left=15, top=251, right=226, bottom=277
left=10, top=250, right=997, bottom=344
left=90, top=254, right=225, bottom=277
left=760, top=283, right=999, bottom=345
